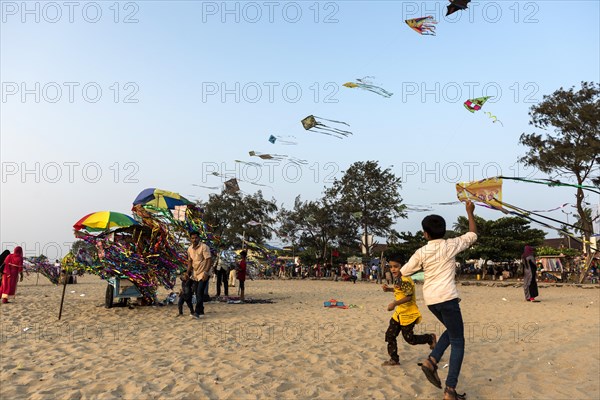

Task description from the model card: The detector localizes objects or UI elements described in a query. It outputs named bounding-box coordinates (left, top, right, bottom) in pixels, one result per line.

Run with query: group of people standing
left=177, top=231, right=248, bottom=318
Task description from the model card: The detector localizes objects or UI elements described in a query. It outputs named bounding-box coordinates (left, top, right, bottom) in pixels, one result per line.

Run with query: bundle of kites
left=27, top=188, right=218, bottom=303
left=242, top=240, right=280, bottom=278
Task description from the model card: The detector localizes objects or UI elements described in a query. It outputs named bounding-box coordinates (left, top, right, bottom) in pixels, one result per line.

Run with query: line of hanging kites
left=410, top=176, right=599, bottom=253
left=197, top=2, right=498, bottom=194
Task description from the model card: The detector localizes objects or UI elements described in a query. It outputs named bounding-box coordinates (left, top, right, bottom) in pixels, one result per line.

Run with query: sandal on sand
left=443, top=386, right=466, bottom=400
left=418, top=357, right=442, bottom=389
left=382, top=359, right=400, bottom=366
left=429, top=333, right=437, bottom=350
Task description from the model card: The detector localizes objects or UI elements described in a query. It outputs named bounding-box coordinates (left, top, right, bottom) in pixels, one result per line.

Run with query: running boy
left=382, top=254, right=436, bottom=366
left=400, top=201, right=477, bottom=400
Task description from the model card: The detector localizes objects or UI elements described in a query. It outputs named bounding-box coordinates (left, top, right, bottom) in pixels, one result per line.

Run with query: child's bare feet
left=382, top=359, right=400, bottom=366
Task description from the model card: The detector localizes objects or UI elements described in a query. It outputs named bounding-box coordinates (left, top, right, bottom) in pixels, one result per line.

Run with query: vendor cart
left=105, top=277, right=143, bottom=308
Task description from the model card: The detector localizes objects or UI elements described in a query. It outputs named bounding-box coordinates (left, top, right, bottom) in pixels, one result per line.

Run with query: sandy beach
left=1, top=275, right=598, bottom=400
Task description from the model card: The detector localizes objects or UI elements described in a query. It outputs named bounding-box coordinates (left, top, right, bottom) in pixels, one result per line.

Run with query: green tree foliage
left=535, top=246, right=580, bottom=257
left=519, top=82, right=599, bottom=257
left=572, top=207, right=596, bottom=236
left=325, top=161, right=406, bottom=258
left=201, top=190, right=277, bottom=249
left=278, top=196, right=359, bottom=264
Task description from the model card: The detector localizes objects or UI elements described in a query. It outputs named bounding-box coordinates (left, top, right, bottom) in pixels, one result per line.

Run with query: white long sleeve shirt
left=400, top=232, right=477, bottom=306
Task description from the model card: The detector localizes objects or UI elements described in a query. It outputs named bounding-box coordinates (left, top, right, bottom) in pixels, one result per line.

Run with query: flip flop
left=444, top=387, right=466, bottom=400
left=418, top=357, right=442, bottom=389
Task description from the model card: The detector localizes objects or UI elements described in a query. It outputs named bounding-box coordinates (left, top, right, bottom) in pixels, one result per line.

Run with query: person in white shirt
left=186, top=231, right=212, bottom=319
left=400, top=201, right=477, bottom=400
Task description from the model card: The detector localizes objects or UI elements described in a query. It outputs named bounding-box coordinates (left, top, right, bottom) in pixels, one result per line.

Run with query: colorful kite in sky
left=301, top=115, right=352, bottom=139
left=342, top=77, right=393, bottom=98
left=446, top=0, right=471, bottom=16
left=249, top=151, right=307, bottom=165
left=268, top=135, right=298, bottom=145
left=405, top=16, right=437, bottom=36
left=210, top=172, right=272, bottom=189
left=464, top=96, right=491, bottom=112
left=456, top=177, right=503, bottom=209
left=249, top=150, right=286, bottom=161
left=235, top=160, right=262, bottom=167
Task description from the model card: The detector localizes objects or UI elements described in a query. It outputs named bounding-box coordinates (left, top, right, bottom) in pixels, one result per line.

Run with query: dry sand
left=1, top=275, right=599, bottom=400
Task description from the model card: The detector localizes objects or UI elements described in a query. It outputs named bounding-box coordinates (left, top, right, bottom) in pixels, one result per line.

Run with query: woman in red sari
left=1, top=247, right=24, bottom=303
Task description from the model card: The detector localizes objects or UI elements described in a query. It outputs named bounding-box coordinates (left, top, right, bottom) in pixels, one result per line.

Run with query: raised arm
left=466, top=200, right=477, bottom=234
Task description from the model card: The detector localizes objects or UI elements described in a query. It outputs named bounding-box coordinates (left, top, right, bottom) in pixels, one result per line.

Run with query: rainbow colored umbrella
left=73, top=211, right=138, bottom=232
left=133, top=188, right=192, bottom=210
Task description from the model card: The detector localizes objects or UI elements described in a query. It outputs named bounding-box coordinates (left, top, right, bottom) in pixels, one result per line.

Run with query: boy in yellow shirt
left=382, top=254, right=436, bottom=366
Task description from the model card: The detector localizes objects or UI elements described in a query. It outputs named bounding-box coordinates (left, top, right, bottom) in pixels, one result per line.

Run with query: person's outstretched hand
left=465, top=200, right=475, bottom=214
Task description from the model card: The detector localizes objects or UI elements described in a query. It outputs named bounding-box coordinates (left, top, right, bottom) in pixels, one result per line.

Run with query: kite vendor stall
left=537, top=255, right=564, bottom=282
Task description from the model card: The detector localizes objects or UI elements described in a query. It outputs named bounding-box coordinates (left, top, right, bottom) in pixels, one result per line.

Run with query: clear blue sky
left=2, top=1, right=599, bottom=259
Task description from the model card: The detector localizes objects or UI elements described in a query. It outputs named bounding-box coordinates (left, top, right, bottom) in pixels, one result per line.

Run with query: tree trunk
left=363, top=223, right=370, bottom=259
left=576, top=184, right=594, bottom=283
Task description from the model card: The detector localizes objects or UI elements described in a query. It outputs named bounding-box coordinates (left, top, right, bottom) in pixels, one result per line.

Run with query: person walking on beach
left=237, top=250, right=247, bottom=302
left=186, top=231, right=212, bottom=319
left=176, top=272, right=194, bottom=316
left=351, top=265, right=357, bottom=284
left=382, top=254, right=436, bottom=366
left=215, top=252, right=229, bottom=298
left=0, top=250, right=12, bottom=284
left=521, top=245, right=539, bottom=302
left=400, top=201, right=477, bottom=400
left=1, top=247, right=24, bottom=304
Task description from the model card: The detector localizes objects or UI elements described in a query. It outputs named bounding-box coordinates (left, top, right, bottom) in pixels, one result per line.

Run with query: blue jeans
left=428, top=298, right=464, bottom=388
left=193, top=279, right=208, bottom=315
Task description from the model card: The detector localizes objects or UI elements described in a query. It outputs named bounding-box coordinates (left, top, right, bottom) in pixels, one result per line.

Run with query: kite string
left=461, top=186, right=598, bottom=253
left=499, top=176, right=600, bottom=195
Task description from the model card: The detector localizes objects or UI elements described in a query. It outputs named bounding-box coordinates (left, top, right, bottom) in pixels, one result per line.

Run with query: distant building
left=543, top=237, right=583, bottom=251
